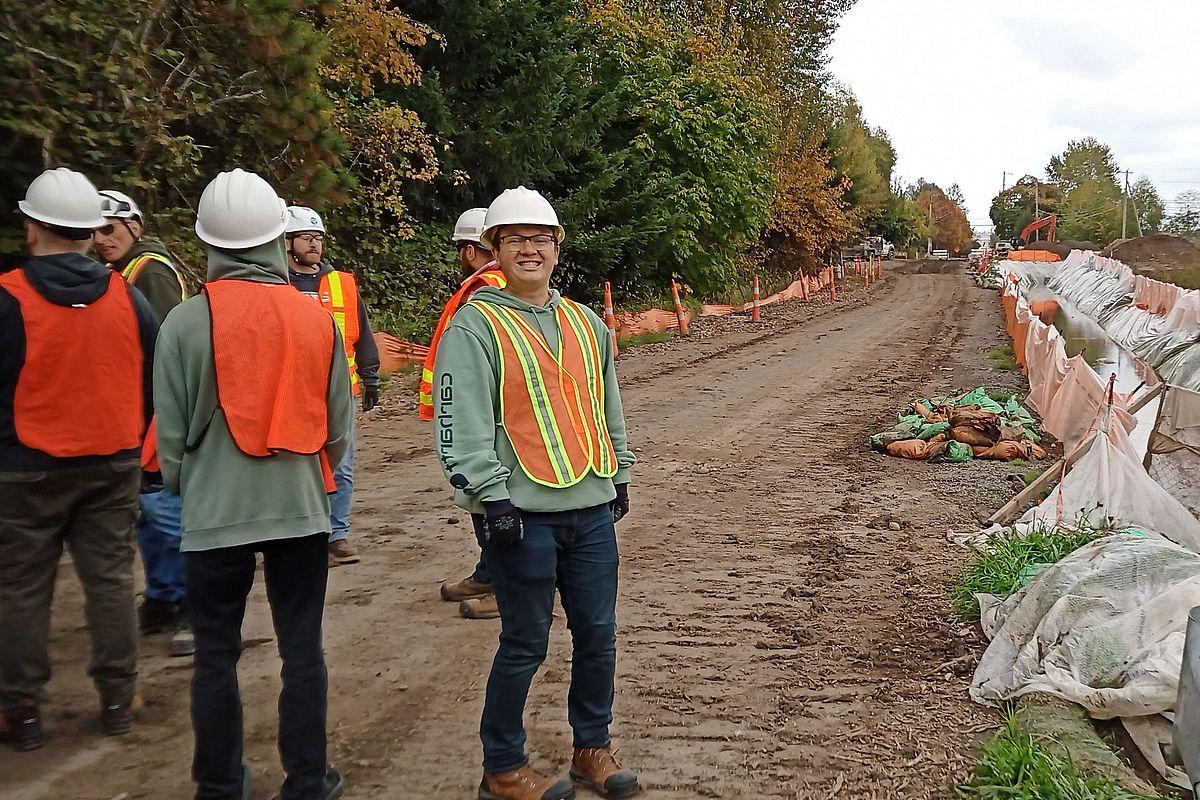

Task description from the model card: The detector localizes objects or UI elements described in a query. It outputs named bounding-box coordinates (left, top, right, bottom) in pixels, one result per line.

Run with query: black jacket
left=0, top=254, right=159, bottom=470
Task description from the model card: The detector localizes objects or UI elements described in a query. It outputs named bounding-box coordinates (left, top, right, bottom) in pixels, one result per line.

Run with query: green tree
left=1046, top=138, right=1122, bottom=244
left=1128, top=175, right=1164, bottom=235
left=989, top=176, right=1062, bottom=240
left=1165, top=190, right=1200, bottom=236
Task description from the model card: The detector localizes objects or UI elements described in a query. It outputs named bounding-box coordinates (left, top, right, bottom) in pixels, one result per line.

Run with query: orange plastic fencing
left=376, top=332, right=430, bottom=374
left=1007, top=249, right=1062, bottom=263
left=615, top=272, right=836, bottom=337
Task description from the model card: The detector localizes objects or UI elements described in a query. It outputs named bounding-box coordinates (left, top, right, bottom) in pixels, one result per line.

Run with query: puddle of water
left=1048, top=295, right=1160, bottom=455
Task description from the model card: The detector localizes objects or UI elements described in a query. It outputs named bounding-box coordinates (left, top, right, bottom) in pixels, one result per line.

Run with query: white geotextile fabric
left=1146, top=385, right=1200, bottom=520
left=1015, top=415, right=1200, bottom=551
left=972, top=533, right=1200, bottom=718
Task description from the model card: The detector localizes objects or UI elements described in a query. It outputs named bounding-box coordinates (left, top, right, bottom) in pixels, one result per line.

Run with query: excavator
left=1017, top=214, right=1057, bottom=244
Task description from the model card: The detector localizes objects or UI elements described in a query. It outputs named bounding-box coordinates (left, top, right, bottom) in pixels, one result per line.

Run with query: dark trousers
left=481, top=504, right=619, bottom=773
left=469, top=514, right=491, bottom=585
left=186, top=533, right=330, bottom=800
left=0, top=460, right=140, bottom=709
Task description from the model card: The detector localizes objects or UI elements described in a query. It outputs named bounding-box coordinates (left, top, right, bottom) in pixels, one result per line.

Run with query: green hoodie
left=153, top=237, right=355, bottom=551
left=116, top=236, right=186, bottom=322
left=433, top=286, right=635, bottom=514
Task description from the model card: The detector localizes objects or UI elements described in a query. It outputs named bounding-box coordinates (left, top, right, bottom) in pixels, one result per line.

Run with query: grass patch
left=988, top=343, right=1019, bottom=371
left=617, top=331, right=671, bottom=349
left=960, top=715, right=1159, bottom=800
left=950, top=521, right=1110, bottom=621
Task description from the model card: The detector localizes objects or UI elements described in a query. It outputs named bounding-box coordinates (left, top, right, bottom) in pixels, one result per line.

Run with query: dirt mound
left=1105, top=233, right=1200, bottom=266
left=1104, top=234, right=1200, bottom=289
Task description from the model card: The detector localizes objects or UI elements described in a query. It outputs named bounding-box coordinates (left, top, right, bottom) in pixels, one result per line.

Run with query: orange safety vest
left=468, top=298, right=617, bottom=488
left=316, top=270, right=361, bottom=396
left=419, top=264, right=506, bottom=420
left=206, top=279, right=337, bottom=490
left=0, top=269, right=143, bottom=458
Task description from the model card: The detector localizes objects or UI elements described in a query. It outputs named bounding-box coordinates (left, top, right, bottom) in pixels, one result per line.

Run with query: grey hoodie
left=152, top=238, right=354, bottom=551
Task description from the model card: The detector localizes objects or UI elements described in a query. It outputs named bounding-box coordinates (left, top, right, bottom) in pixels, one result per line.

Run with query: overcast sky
left=828, top=0, right=1200, bottom=235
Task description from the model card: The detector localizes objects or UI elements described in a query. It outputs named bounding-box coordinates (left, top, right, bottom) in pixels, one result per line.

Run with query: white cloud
left=829, top=0, right=1200, bottom=228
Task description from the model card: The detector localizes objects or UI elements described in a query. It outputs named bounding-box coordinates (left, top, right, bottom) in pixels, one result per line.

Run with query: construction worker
left=93, top=189, right=192, bottom=658
left=93, top=189, right=187, bottom=320
left=154, top=169, right=352, bottom=800
left=429, top=207, right=506, bottom=621
left=0, top=168, right=159, bottom=750
left=434, top=187, right=639, bottom=800
left=285, top=206, right=380, bottom=568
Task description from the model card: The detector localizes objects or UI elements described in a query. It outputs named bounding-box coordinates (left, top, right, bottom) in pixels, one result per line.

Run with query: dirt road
left=2, top=266, right=1023, bottom=799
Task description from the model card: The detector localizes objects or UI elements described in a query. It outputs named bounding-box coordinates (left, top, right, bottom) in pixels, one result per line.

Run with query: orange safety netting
left=376, top=332, right=430, bottom=374
left=615, top=272, right=834, bottom=337
left=1007, top=249, right=1063, bottom=263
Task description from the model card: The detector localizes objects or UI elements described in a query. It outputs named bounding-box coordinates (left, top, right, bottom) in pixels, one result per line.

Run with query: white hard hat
left=285, top=205, right=325, bottom=235
left=195, top=169, right=288, bottom=249
left=479, top=187, right=565, bottom=250
left=18, top=167, right=106, bottom=229
left=98, top=189, right=143, bottom=221
left=453, top=208, right=488, bottom=244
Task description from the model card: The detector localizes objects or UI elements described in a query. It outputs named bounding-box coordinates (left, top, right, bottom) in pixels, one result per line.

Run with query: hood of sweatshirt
left=470, top=285, right=563, bottom=312
left=116, top=236, right=173, bottom=271
left=206, top=236, right=289, bottom=285
left=23, top=252, right=113, bottom=307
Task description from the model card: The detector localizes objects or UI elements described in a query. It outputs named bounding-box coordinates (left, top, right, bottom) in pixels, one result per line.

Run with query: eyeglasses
left=497, top=234, right=556, bottom=251
left=293, top=233, right=324, bottom=244
left=95, top=224, right=117, bottom=236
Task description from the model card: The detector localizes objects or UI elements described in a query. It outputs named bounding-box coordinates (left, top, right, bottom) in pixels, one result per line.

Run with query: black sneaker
left=1, top=703, right=43, bottom=751
left=319, top=768, right=345, bottom=800
left=101, top=695, right=142, bottom=736
left=138, top=597, right=179, bottom=634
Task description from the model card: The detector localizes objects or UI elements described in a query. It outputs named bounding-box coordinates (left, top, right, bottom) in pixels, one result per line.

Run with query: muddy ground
left=1, top=264, right=1031, bottom=799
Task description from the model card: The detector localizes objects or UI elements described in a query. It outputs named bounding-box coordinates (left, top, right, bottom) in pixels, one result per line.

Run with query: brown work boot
left=1, top=702, right=44, bottom=751
left=570, top=747, right=640, bottom=798
left=101, top=694, right=144, bottom=736
left=479, top=764, right=575, bottom=800
left=441, top=574, right=493, bottom=602
left=460, top=594, right=500, bottom=619
left=328, top=539, right=360, bottom=566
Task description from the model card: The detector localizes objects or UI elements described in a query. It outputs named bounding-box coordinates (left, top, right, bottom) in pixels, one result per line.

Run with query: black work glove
left=362, top=384, right=380, bottom=413
left=610, top=483, right=630, bottom=523
left=482, top=499, right=523, bottom=546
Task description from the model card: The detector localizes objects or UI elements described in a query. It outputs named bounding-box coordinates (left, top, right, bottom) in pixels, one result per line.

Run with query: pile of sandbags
left=871, top=387, right=1048, bottom=463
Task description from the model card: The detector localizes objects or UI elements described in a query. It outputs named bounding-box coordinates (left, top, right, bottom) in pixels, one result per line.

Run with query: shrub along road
left=2, top=264, right=1029, bottom=799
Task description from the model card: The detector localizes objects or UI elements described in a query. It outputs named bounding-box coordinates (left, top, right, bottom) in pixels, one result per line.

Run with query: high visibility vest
left=206, top=280, right=335, bottom=460
left=317, top=270, right=361, bottom=396
left=0, top=268, right=143, bottom=458
left=419, top=264, right=506, bottom=420
left=468, top=298, right=617, bottom=488
left=122, top=252, right=187, bottom=301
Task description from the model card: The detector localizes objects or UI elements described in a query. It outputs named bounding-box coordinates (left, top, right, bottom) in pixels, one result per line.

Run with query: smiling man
left=433, top=187, right=638, bottom=800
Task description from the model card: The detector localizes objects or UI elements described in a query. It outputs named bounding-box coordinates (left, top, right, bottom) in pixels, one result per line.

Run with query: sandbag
left=952, top=426, right=996, bottom=447
left=886, top=439, right=931, bottom=460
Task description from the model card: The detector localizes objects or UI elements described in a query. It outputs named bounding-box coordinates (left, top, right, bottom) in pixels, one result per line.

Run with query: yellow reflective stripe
left=122, top=254, right=187, bottom=300
left=559, top=301, right=615, bottom=475
left=488, top=305, right=577, bottom=486
left=326, top=271, right=345, bottom=308
left=421, top=367, right=434, bottom=384
left=505, top=307, right=595, bottom=467
left=472, top=302, right=574, bottom=486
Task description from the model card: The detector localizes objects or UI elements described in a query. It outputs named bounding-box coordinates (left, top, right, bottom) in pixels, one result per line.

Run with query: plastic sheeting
left=1146, top=385, right=1200, bottom=520
left=1015, top=408, right=1200, bottom=551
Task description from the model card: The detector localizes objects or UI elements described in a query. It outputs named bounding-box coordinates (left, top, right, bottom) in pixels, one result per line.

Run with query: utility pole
left=1121, top=170, right=1131, bottom=240
left=927, top=196, right=934, bottom=256
left=1034, top=182, right=1040, bottom=242
left=1002, top=171, right=1008, bottom=192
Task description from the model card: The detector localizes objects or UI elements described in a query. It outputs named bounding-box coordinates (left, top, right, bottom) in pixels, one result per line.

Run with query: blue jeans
left=135, top=488, right=186, bottom=604
left=481, top=504, right=619, bottom=773
left=470, top=515, right=491, bottom=585
left=328, top=432, right=355, bottom=543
